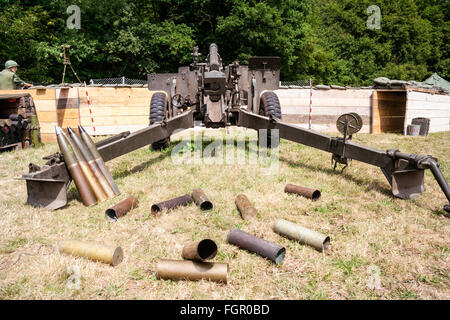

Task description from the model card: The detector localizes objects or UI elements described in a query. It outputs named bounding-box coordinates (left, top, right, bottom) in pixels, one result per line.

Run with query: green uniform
left=0, top=69, right=25, bottom=90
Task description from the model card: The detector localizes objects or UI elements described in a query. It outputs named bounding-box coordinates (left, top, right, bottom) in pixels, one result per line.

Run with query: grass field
left=0, top=128, right=449, bottom=300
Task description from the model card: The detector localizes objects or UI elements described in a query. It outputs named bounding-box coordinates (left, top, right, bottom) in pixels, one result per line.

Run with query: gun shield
left=67, top=127, right=115, bottom=198
left=273, top=219, right=330, bottom=252
left=191, top=189, right=213, bottom=211
left=56, top=127, right=97, bottom=207
left=65, top=132, right=108, bottom=202
left=235, top=194, right=257, bottom=220
left=105, top=196, right=139, bottom=221
left=151, top=194, right=193, bottom=215
left=285, top=183, right=321, bottom=200
left=78, top=125, right=121, bottom=196
left=227, top=228, right=285, bottom=265
left=59, top=240, right=123, bottom=266
left=156, top=259, right=228, bottom=283
left=182, top=239, right=218, bottom=261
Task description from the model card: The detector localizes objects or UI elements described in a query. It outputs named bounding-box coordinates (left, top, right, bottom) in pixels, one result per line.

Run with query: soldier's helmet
left=5, top=60, right=19, bottom=69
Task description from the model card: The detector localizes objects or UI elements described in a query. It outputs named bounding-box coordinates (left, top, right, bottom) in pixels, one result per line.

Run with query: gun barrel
left=208, top=43, right=220, bottom=71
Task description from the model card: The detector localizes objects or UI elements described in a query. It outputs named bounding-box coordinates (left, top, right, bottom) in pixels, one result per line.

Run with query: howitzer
left=20, top=43, right=450, bottom=213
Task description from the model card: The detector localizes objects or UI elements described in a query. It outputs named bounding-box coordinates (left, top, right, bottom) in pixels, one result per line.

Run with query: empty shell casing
left=182, top=239, right=218, bottom=261
left=273, top=219, right=330, bottom=252
left=235, top=194, right=257, bottom=220
left=227, top=228, right=285, bottom=265
left=191, top=189, right=213, bottom=211
left=151, top=194, right=193, bottom=215
left=59, top=240, right=123, bottom=266
left=285, top=183, right=321, bottom=200
left=156, top=259, right=228, bottom=283
left=105, top=196, right=139, bottom=221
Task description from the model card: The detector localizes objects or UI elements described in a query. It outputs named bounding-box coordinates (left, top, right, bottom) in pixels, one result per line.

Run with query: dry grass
left=0, top=128, right=449, bottom=300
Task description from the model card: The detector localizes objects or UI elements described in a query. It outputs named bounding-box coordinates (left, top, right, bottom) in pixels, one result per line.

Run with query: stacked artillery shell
left=273, top=219, right=330, bottom=252
left=191, top=189, right=213, bottom=211
left=227, top=228, right=286, bottom=265
left=156, top=259, right=228, bottom=283
left=285, top=183, right=321, bottom=200
left=78, top=125, right=120, bottom=196
left=65, top=130, right=108, bottom=202
left=105, top=196, right=139, bottom=221
left=151, top=194, right=193, bottom=215
left=59, top=240, right=123, bottom=266
left=68, top=127, right=115, bottom=198
left=56, top=126, right=97, bottom=206
left=182, top=239, right=218, bottom=261
left=235, top=194, right=257, bottom=220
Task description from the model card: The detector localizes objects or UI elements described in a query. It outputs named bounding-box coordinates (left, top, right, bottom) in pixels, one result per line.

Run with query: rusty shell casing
left=156, top=259, right=228, bottom=283
left=68, top=127, right=115, bottom=198
left=105, top=196, right=139, bottom=221
left=227, top=228, right=286, bottom=265
left=151, top=194, right=193, bottom=215
left=182, top=239, right=218, bottom=261
left=78, top=125, right=121, bottom=196
left=191, top=189, right=213, bottom=211
left=273, top=219, right=330, bottom=252
left=65, top=132, right=108, bottom=202
left=56, top=127, right=97, bottom=206
left=59, top=240, right=123, bottom=266
left=284, top=183, right=321, bottom=200
left=235, top=194, right=257, bottom=220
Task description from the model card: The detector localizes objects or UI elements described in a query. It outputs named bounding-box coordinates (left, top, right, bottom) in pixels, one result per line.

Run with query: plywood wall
left=275, top=88, right=373, bottom=132
left=405, top=91, right=450, bottom=133
left=372, top=91, right=407, bottom=133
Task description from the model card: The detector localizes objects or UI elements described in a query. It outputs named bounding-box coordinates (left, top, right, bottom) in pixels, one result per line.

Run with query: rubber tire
left=149, top=92, right=170, bottom=150
left=259, top=91, right=282, bottom=148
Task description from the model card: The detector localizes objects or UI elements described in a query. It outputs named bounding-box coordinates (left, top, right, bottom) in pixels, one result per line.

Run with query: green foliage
left=0, top=0, right=447, bottom=85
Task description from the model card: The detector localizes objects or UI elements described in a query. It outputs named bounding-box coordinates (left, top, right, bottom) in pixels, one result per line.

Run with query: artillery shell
left=65, top=133, right=108, bottom=202
left=227, top=228, right=285, bottom=265
left=191, top=189, right=213, bottom=211
left=151, top=194, right=193, bottom=215
left=78, top=125, right=121, bottom=196
left=156, top=259, right=228, bottom=283
left=182, top=239, right=218, bottom=261
left=59, top=240, right=123, bottom=266
left=56, top=127, right=97, bottom=207
left=285, top=183, right=321, bottom=200
left=105, top=196, right=139, bottom=221
left=68, top=127, right=116, bottom=198
left=235, top=194, right=257, bottom=220
left=273, top=219, right=330, bottom=252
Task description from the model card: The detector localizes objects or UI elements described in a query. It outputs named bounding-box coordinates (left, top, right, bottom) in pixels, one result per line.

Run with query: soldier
left=0, top=60, right=33, bottom=90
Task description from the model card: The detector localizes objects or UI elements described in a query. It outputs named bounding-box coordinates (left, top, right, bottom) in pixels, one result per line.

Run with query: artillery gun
left=21, top=43, right=450, bottom=213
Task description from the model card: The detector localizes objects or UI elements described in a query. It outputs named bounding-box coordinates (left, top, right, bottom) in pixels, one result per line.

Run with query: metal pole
left=309, top=78, right=312, bottom=130
left=122, top=76, right=125, bottom=85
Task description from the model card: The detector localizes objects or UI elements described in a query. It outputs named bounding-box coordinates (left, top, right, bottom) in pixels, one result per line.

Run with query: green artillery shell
left=67, top=127, right=115, bottom=198
left=78, top=125, right=120, bottom=196
left=56, top=127, right=97, bottom=207
left=285, top=183, right=321, bottom=200
left=273, top=219, right=330, bottom=252
left=182, top=239, right=218, bottom=261
left=59, top=240, right=123, bottom=266
left=191, top=189, right=213, bottom=211
left=65, top=132, right=108, bottom=202
left=156, top=259, right=228, bottom=283
left=235, top=194, right=257, bottom=220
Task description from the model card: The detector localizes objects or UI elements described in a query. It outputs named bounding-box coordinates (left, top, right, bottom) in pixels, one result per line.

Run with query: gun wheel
left=259, top=91, right=282, bottom=148
left=149, top=92, right=170, bottom=150
left=336, top=113, right=362, bottom=136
